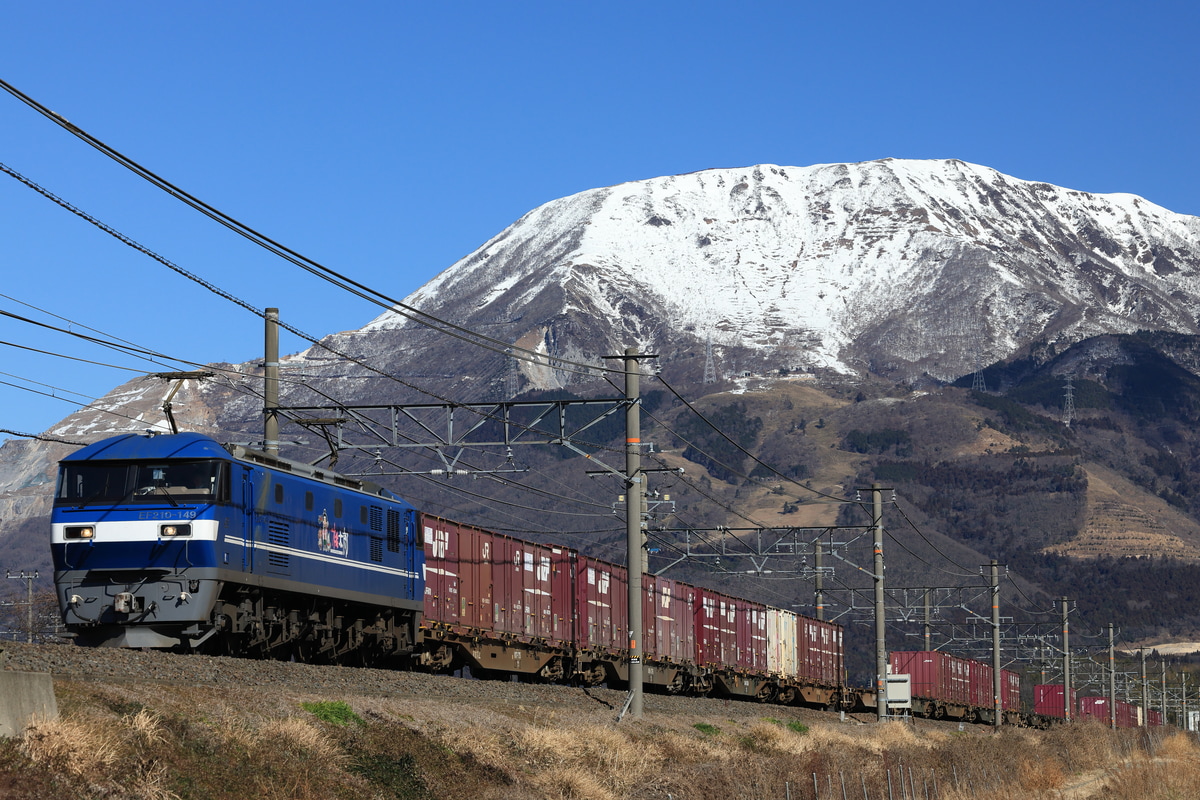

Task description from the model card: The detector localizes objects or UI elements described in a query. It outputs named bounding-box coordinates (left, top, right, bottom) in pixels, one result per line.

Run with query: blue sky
left=2, top=1, right=1198, bottom=441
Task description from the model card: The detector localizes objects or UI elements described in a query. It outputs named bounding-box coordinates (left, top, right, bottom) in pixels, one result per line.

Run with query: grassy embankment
left=3, top=679, right=1198, bottom=800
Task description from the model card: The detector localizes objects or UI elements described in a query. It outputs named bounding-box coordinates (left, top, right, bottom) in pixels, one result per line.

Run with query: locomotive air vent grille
left=387, top=509, right=401, bottom=553
left=369, top=506, right=383, bottom=532
left=266, top=520, right=290, bottom=569
left=266, top=520, right=290, bottom=545
left=370, top=536, right=383, bottom=563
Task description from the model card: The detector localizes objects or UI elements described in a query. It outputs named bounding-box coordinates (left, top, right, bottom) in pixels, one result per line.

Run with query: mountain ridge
left=7, top=159, right=1200, bottom=644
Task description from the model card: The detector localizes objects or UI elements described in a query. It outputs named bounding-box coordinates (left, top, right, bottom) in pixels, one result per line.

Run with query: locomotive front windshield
left=56, top=459, right=229, bottom=506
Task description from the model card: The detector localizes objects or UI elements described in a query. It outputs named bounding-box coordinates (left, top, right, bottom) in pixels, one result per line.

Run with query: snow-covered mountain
left=353, top=158, right=1200, bottom=387
left=6, top=158, right=1200, bottom=573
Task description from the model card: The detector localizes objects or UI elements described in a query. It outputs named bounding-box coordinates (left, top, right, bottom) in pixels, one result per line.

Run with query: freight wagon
left=417, top=512, right=847, bottom=705
left=889, top=651, right=1021, bottom=724
left=1078, top=696, right=1140, bottom=728
left=1034, top=683, right=1078, bottom=719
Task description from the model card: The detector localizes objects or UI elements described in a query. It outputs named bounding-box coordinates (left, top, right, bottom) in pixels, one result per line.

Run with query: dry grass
left=10, top=677, right=1200, bottom=800
left=20, top=713, right=122, bottom=777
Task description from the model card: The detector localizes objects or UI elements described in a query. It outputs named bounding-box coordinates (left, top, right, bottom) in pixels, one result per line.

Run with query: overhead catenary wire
left=0, top=372, right=211, bottom=434
left=2, top=162, right=642, bottom=476
left=0, top=428, right=87, bottom=446
left=0, top=301, right=328, bottom=430
left=0, top=78, right=617, bottom=380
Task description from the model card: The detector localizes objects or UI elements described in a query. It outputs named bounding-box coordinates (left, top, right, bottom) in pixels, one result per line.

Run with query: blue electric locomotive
left=51, top=432, right=424, bottom=664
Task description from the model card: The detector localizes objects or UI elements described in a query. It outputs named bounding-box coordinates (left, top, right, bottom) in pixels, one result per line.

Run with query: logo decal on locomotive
left=317, top=510, right=349, bottom=556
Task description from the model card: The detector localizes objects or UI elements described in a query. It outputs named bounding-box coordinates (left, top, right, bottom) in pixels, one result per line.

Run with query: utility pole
left=873, top=483, right=887, bottom=722
left=6, top=570, right=38, bottom=643
left=1062, top=598, right=1072, bottom=721
left=923, top=588, right=932, bottom=653
left=1108, top=623, right=1117, bottom=730
left=991, top=560, right=1002, bottom=729
left=264, top=307, right=280, bottom=456
left=624, top=347, right=644, bottom=719
left=814, top=539, right=824, bottom=621
left=1141, top=648, right=1148, bottom=728
left=1182, top=673, right=1189, bottom=730
left=1162, top=659, right=1168, bottom=726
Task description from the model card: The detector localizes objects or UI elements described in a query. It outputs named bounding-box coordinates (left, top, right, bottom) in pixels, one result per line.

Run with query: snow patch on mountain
left=357, top=159, right=1200, bottom=382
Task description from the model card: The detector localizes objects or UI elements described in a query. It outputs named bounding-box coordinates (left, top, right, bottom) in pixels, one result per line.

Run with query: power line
left=0, top=428, right=86, bottom=446
left=0, top=78, right=619, bottom=380
left=887, top=497, right=979, bottom=577
left=653, top=373, right=852, bottom=503
left=2, top=164, right=642, bottom=474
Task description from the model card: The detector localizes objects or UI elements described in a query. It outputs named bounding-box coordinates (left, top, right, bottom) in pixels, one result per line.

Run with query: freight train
left=48, top=432, right=1162, bottom=726
left=49, top=432, right=845, bottom=706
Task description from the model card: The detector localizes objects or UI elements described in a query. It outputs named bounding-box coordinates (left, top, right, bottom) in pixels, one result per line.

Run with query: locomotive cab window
left=56, top=459, right=230, bottom=506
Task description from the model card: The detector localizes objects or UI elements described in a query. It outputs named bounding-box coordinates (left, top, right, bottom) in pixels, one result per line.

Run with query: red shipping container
left=695, top=589, right=738, bottom=669
left=574, top=555, right=626, bottom=657
left=1116, top=699, right=1136, bottom=729
left=739, top=600, right=769, bottom=671
left=891, top=651, right=971, bottom=706
left=644, top=574, right=695, bottom=665
left=420, top=515, right=572, bottom=647
left=797, top=615, right=843, bottom=686
left=967, top=659, right=992, bottom=708
left=1034, top=684, right=1077, bottom=718
left=1148, top=709, right=1164, bottom=726
left=1002, top=669, right=1021, bottom=712
left=1079, top=696, right=1112, bottom=723
left=571, top=555, right=699, bottom=668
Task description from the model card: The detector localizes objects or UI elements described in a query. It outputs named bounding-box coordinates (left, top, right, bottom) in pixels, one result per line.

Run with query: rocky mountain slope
left=6, top=158, right=1200, bottom=645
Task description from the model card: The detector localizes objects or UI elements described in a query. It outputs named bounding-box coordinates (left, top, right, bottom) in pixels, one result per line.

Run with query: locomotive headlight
left=65, top=526, right=95, bottom=539
left=159, top=523, right=192, bottom=537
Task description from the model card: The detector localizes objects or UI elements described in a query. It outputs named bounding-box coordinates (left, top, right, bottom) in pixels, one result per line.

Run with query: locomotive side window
left=57, top=463, right=132, bottom=504
left=304, top=491, right=314, bottom=511
left=360, top=506, right=368, bottom=524
left=274, top=483, right=284, bottom=504
left=334, top=498, right=343, bottom=518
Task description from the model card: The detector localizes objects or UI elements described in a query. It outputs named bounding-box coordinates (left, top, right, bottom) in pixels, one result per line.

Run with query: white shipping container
left=765, top=607, right=798, bottom=676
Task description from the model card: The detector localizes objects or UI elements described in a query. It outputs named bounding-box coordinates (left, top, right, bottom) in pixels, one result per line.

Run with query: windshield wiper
left=153, top=485, right=180, bottom=508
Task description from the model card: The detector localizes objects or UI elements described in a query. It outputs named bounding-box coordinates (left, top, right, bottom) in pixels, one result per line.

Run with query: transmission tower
left=970, top=340, right=987, bottom=392
left=703, top=331, right=716, bottom=384
left=1062, top=374, right=1075, bottom=427
left=506, top=354, right=520, bottom=399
